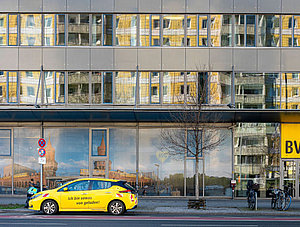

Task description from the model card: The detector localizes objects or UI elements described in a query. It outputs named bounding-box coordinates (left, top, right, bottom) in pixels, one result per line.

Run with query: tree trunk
left=195, top=156, right=199, bottom=200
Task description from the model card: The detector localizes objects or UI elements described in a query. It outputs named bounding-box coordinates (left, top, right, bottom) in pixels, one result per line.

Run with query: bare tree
left=161, top=72, right=228, bottom=200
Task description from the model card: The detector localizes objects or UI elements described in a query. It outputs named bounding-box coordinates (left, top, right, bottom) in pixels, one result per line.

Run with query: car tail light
left=119, top=189, right=131, bottom=193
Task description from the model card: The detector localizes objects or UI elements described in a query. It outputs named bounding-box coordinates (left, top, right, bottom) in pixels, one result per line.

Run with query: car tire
left=41, top=200, right=58, bottom=215
left=108, top=200, right=125, bottom=215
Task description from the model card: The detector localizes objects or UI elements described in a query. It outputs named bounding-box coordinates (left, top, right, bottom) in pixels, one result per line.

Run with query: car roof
left=69, top=178, right=122, bottom=183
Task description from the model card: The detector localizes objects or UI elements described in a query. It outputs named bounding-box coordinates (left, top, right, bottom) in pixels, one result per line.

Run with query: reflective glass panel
left=139, top=72, right=150, bottom=104
left=14, top=128, right=40, bottom=194
left=187, top=15, right=197, bottom=47
left=198, top=15, right=208, bottom=46
left=258, top=15, right=280, bottom=47
left=139, top=14, right=150, bottom=46
left=163, top=72, right=184, bottom=104
left=8, top=14, right=18, bottom=45
left=92, top=72, right=102, bottom=104
left=92, top=14, right=102, bottom=46
left=116, top=14, right=137, bottom=46
left=211, top=15, right=232, bottom=47
left=150, top=72, right=160, bottom=104
left=0, top=71, right=7, bottom=103
left=92, top=129, right=107, bottom=156
left=0, top=130, right=11, bottom=156
left=162, top=15, right=184, bottom=47
left=151, top=15, right=160, bottom=46
left=235, top=73, right=280, bottom=109
left=139, top=128, right=184, bottom=196
left=104, top=15, right=113, bottom=46
left=234, top=123, right=280, bottom=197
left=103, top=72, right=113, bottom=104
left=235, top=15, right=245, bottom=47
left=109, top=129, right=136, bottom=185
left=0, top=159, right=12, bottom=194
left=294, top=16, right=300, bottom=47
left=68, top=72, right=89, bottom=104
left=44, top=71, right=54, bottom=104
left=186, top=72, right=198, bottom=104
left=246, top=15, right=256, bottom=47
left=20, top=71, right=42, bottom=104
left=55, top=72, right=65, bottom=103
left=210, top=72, right=231, bottom=105
left=8, top=72, right=17, bottom=103
left=0, top=14, right=7, bottom=45
left=20, top=14, right=42, bottom=46
left=68, top=14, right=89, bottom=46
left=115, top=72, right=136, bottom=104
left=44, top=128, right=89, bottom=189
left=282, top=15, right=293, bottom=47
left=281, top=73, right=300, bottom=109
left=44, top=14, right=65, bottom=46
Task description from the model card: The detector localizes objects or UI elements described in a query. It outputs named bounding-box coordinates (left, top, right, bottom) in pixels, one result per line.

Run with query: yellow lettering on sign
left=281, top=124, right=300, bottom=159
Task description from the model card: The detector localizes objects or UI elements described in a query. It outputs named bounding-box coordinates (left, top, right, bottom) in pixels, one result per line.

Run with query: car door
left=89, top=180, right=114, bottom=210
left=59, top=180, right=91, bottom=210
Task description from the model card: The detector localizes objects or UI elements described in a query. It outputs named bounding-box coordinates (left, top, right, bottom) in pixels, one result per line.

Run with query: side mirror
left=63, top=187, right=69, bottom=192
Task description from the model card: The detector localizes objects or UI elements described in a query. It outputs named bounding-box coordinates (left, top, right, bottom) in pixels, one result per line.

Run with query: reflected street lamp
left=154, top=163, right=160, bottom=195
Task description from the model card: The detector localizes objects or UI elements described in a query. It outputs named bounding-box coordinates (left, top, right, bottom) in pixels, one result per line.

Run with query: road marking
left=0, top=223, right=66, bottom=226
left=161, top=225, right=258, bottom=227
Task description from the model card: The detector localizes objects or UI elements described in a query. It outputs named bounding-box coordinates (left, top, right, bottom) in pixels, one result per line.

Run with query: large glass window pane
left=210, top=72, right=231, bottom=105
left=0, top=71, right=7, bottom=103
left=104, top=14, right=113, bottom=46
left=0, top=14, right=7, bottom=45
left=151, top=15, right=160, bottom=46
left=0, top=159, right=12, bottom=194
left=281, top=73, right=300, bottom=109
left=139, top=14, right=150, bottom=46
left=55, top=72, right=65, bottom=103
left=44, top=128, right=89, bottom=189
left=235, top=15, right=245, bottom=47
left=294, top=16, right=300, bottom=47
left=8, top=72, right=17, bottom=103
left=14, top=128, right=40, bottom=194
left=68, top=14, right=89, bottom=46
left=8, top=14, right=18, bottom=46
left=92, top=72, right=102, bottom=104
left=199, top=15, right=208, bottom=46
left=162, top=15, right=184, bottom=47
left=234, top=123, right=280, bottom=197
left=139, top=128, right=184, bottom=196
left=282, top=15, right=293, bottom=47
left=92, top=129, right=107, bottom=156
left=116, top=14, right=137, bottom=46
left=44, top=71, right=54, bottom=104
left=109, top=129, right=136, bottom=185
left=0, top=130, right=11, bottom=156
left=235, top=73, right=280, bottom=109
left=20, top=71, right=42, bottom=104
left=246, top=15, right=256, bottom=47
left=44, top=14, right=65, bottom=46
left=115, top=72, right=136, bottom=104
left=211, top=15, right=232, bottom=47
left=163, top=72, right=184, bottom=104
left=187, top=15, right=197, bottom=47
left=68, top=72, right=89, bottom=104
left=258, top=15, right=280, bottom=47
left=150, top=72, right=160, bottom=104
left=92, top=14, right=102, bottom=46
left=139, top=72, right=150, bottom=104
left=20, top=14, right=42, bottom=46
left=103, top=72, right=113, bottom=104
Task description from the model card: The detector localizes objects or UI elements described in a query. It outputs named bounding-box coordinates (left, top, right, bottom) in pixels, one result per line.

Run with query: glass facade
left=68, top=14, right=89, bottom=46
left=44, top=14, right=65, bottom=46
left=68, top=71, right=89, bottom=104
left=116, top=14, right=137, bottom=46
left=20, top=14, right=42, bottom=46
left=162, top=15, right=184, bottom=47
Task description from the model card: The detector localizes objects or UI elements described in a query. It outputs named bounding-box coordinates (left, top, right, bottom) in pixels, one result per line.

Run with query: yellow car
left=28, top=178, right=138, bottom=215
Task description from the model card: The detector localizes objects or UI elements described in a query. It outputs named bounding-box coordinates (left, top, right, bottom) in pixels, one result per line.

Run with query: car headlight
left=31, top=194, right=42, bottom=200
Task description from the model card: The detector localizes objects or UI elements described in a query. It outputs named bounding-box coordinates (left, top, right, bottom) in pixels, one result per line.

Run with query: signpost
left=38, top=138, right=46, bottom=192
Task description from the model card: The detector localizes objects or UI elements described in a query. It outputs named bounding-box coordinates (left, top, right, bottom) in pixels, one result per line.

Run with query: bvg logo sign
left=281, top=124, right=300, bottom=159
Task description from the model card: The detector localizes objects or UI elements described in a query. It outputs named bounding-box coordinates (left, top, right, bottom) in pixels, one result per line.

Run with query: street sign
left=38, top=157, right=46, bottom=164
left=38, top=138, right=46, bottom=147
left=38, top=148, right=46, bottom=157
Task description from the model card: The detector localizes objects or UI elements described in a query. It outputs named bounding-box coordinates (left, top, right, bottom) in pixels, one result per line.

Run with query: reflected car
left=28, top=178, right=138, bottom=215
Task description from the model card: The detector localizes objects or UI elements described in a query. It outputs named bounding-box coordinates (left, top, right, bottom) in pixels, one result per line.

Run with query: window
left=292, top=73, right=299, bottom=79
left=258, top=15, right=280, bottom=47
left=92, top=181, right=112, bottom=190
left=21, top=14, right=42, bottom=46
left=0, top=86, right=2, bottom=96
left=202, top=19, right=207, bottom=29
left=92, top=129, right=107, bottom=156
left=163, top=15, right=184, bottom=47
left=116, top=14, right=137, bottom=46
left=68, top=14, right=89, bottom=46
left=26, top=15, right=35, bottom=27
left=153, top=19, right=160, bottom=29
left=62, top=180, right=90, bottom=192
left=92, top=14, right=102, bottom=46
left=0, top=18, right=3, bottom=27
left=46, top=88, right=51, bottom=98
left=27, top=87, right=34, bottom=96
left=292, top=87, right=299, bottom=96
left=180, top=85, right=184, bottom=95
left=152, top=86, right=158, bottom=96
left=45, top=17, right=52, bottom=27
left=26, top=72, right=33, bottom=78
left=163, top=19, right=170, bottom=28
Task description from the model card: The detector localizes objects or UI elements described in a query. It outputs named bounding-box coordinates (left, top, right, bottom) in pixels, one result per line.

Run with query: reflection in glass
left=8, top=72, right=17, bottom=103
left=210, top=72, right=231, bottom=105
left=281, top=73, right=300, bottom=109
left=235, top=15, right=256, bottom=47
left=151, top=15, right=160, bottom=46
left=186, top=72, right=198, bottom=104
left=20, top=14, right=42, bottom=46
left=234, top=123, right=280, bottom=197
left=92, top=72, right=101, bottom=104
left=150, top=72, right=160, bottom=104
left=0, top=159, right=12, bottom=194
left=44, top=14, right=65, bottom=46
left=20, top=71, right=42, bottom=104
left=44, top=71, right=54, bottom=104
left=109, top=129, right=136, bottom=185
left=162, top=15, right=184, bottom=47
left=68, top=72, right=89, bottom=104
left=139, top=14, right=150, bottom=46
left=8, top=14, right=18, bottom=45
left=211, top=15, right=232, bottom=47
left=116, top=14, right=137, bottom=46
left=115, top=72, right=136, bottom=104
left=187, top=15, right=197, bottom=47
left=199, top=15, right=208, bottom=46
left=0, top=14, right=7, bottom=45
left=103, top=72, right=113, bottom=104
left=92, top=14, right=102, bottom=46
left=282, top=15, right=293, bottom=47
left=163, top=72, right=184, bottom=104
left=55, top=72, right=65, bottom=103
left=139, top=72, right=150, bottom=104
left=92, top=129, right=107, bottom=156
left=235, top=73, right=280, bottom=109
left=258, top=15, right=280, bottom=47
left=68, top=14, right=89, bottom=46
left=0, top=71, right=7, bottom=103
left=104, top=15, right=113, bottom=46
left=294, top=16, right=300, bottom=47
left=0, top=129, right=11, bottom=156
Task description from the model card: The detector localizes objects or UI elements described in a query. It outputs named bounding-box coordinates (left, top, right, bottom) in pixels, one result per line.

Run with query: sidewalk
left=1, top=196, right=300, bottom=216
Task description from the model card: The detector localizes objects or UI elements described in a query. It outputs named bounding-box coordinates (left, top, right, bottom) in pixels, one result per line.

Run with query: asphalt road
left=0, top=214, right=300, bottom=227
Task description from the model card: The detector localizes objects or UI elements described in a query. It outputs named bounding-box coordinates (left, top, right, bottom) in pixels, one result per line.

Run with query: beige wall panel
left=186, top=48, right=209, bottom=71
left=210, top=0, right=233, bottom=13
left=233, top=49, right=257, bottom=72
left=139, top=0, right=161, bottom=13
left=258, top=0, right=281, bottom=13
left=19, top=0, right=42, bottom=12
left=66, top=48, right=90, bottom=70
left=282, top=49, right=300, bottom=71
left=162, top=48, right=185, bottom=71
left=91, top=0, right=114, bottom=12
left=138, top=49, right=161, bottom=71
left=162, top=0, right=185, bottom=13
left=282, top=0, right=300, bottom=13
left=91, top=48, right=114, bottom=70
left=186, top=0, right=209, bottom=13
left=19, top=48, right=42, bottom=70
left=67, top=0, right=90, bottom=12
left=210, top=48, right=232, bottom=71
left=114, top=48, right=138, bottom=70
left=0, top=48, right=18, bottom=70
left=0, top=0, right=18, bottom=12
left=115, top=0, right=138, bottom=12
left=258, top=49, right=280, bottom=72
left=43, top=0, right=67, bottom=12
left=43, top=48, right=66, bottom=70
left=234, top=0, right=257, bottom=13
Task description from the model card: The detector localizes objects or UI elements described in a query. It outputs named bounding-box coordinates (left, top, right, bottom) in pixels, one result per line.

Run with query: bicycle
left=247, top=181, right=259, bottom=210
left=271, top=184, right=293, bottom=211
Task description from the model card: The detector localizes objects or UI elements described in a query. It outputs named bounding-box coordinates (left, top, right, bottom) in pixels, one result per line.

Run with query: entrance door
left=282, top=160, right=296, bottom=198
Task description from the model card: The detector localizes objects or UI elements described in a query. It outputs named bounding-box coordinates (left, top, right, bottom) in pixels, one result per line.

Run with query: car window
left=61, top=180, right=90, bottom=192
left=92, top=180, right=112, bottom=190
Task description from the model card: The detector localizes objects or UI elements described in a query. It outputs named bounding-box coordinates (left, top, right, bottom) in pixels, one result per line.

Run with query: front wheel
left=41, top=200, right=58, bottom=215
left=108, top=200, right=125, bottom=215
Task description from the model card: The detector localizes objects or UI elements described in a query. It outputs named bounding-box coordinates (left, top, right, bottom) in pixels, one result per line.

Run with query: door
left=282, top=160, right=296, bottom=198
left=89, top=180, right=113, bottom=210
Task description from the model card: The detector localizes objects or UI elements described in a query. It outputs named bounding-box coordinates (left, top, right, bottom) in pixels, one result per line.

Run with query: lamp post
left=154, top=163, right=160, bottom=195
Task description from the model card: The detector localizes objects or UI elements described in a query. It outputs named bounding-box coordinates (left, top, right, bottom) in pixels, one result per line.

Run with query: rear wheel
left=108, top=200, right=125, bottom=215
left=41, top=200, right=58, bottom=215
